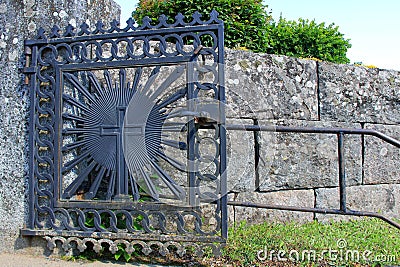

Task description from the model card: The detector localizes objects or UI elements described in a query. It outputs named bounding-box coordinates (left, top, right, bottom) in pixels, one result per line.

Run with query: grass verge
left=69, top=218, right=400, bottom=266
left=219, top=218, right=400, bottom=266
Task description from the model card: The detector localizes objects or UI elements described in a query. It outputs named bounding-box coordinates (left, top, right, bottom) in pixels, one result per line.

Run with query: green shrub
left=132, top=1, right=352, bottom=64
left=266, top=18, right=352, bottom=64
left=133, top=0, right=272, bottom=52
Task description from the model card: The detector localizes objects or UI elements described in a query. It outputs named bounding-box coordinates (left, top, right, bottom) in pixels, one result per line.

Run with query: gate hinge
left=23, top=46, right=36, bottom=84
left=23, top=67, right=36, bottom=74
left=23, top=66, right=36, bottom=85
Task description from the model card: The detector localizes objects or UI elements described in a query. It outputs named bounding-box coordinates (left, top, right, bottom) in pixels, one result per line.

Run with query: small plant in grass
left=83, top=212, right=145, bottom=262
left=81, top=183, right=159, bottom=262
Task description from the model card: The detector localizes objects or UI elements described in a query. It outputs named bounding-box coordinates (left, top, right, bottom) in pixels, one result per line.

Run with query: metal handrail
left=226, top=123, right=400, bottom=229
left=227, top=201, right=400, bottom=229
left=226, top=124, right=400, bottom=148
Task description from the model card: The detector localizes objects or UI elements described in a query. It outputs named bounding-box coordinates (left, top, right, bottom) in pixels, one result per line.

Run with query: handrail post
left=338, top=132, right=347, bottom=212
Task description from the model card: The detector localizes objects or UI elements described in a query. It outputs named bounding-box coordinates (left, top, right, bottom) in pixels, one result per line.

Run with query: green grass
left=221, top=218, right=400, bottom=266
left=68, top=218, right=400, bottom=266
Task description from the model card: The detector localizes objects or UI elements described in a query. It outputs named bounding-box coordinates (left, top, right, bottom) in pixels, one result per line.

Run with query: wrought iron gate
left=22, top=11, right=227, bottom=256
left=22, top=10, right=400, bottom=258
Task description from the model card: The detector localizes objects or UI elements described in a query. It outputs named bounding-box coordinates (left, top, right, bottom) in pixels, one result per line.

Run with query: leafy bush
left=133, top=1, right=352, bottom=63
left=133, top=0, right=272, bottom=52
left=266, top=18, right=352, bottom=64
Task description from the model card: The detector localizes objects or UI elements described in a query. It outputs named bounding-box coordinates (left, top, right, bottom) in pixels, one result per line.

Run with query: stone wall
left=0, top=0, right=120, bottom=253
left=0, top=0, right=399, bottom=254
left=224, top=49, right=400, bottom=225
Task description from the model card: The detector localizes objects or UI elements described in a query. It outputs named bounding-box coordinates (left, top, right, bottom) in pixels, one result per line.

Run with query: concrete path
left=0, top=253, right=174, bottom=267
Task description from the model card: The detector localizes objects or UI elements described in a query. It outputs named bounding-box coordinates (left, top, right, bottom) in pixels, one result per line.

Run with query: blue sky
left=113, top=0, right=400, bottom=71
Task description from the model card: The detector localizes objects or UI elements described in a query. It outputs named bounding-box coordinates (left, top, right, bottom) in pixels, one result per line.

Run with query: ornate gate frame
left=22, top=11, right=227, bottom=256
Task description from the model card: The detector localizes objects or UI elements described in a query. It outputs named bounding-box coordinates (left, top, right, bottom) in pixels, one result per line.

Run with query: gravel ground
left=0, top=253, right=173, bottom=267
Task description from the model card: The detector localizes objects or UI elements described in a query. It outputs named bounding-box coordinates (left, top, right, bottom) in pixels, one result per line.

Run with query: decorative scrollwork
left=44, top=236, right=222, bottom=257
left=23, top=10, right=226, bottom=257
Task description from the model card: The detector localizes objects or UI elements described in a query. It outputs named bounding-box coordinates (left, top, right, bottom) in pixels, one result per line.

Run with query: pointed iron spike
left=210, top=9, right=219, bottom=17
left=81, top=21, right=89, bottom=28
left=126, top=17, right=134, bottom=24
left=78, top=22, right=90, bottom=36
left=63, top=24, right=75, bottom=37
left=209, top=9, right=222, bottom=23
left=108, top=20, right=116, bottom=32
left=50, top=25, right=61, bottom=38
left=36, top=27, right=47, bottom=40
left=175, top=13, right=185, bottom=25
left=192, top=11, right=203, bottom=23
left=109, top=19, right=120, bottom=32
left=125, top=17, right=135, bottom=30
left=93, top=20, right=105, bottom=34
left=141, top=16, right=152, bottom=28
left=159, top=14, right=168, bottom=24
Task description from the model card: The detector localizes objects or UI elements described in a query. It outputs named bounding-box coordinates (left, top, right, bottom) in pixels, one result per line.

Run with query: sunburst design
left=61, top=66, right=189, bottom=202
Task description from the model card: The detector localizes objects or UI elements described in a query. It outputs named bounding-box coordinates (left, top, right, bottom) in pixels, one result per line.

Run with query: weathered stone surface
left=224, top=49, right=319, bottom=120
left=0, top=0, right=399, bottom=254
left=319, top=62, right=400, bottom=124
left=315, top=184, right=400, bottom=222
left=314, top=187, right=350, bottom=223
left=364, top=124, right=400, bottom=184
left=0, top=0, right=120, bottom=253
left=227, top=193, right=236, bottom=224
left=226, top=119, right=255, bottom=192
left=257, top=120, right=362, bottom=191
left=231, top=190, right=314, bottom=224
